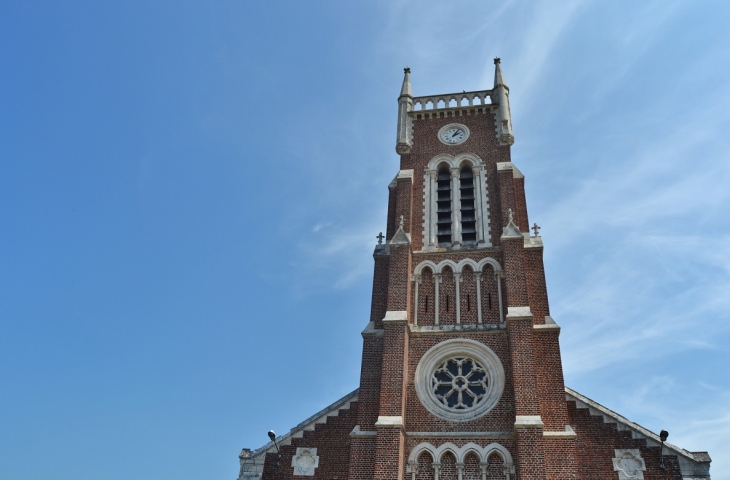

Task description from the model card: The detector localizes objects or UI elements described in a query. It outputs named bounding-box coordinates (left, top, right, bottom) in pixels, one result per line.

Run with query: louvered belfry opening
left=436, top=166, right=453, bottom=245
left=460, top=167, right=477, bottom=244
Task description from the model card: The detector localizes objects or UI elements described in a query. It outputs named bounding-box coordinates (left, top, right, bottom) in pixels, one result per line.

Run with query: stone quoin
left=237, top=60, right=712, bottom=480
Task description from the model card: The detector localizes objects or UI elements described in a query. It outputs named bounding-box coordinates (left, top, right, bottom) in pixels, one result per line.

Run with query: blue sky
left=1, top=1, right=729, bottom=479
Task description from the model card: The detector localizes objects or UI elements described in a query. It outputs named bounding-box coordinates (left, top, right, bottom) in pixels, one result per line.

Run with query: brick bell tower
left=350, top=59, right=576, bottom=480
left=241, top=59, right=711, bottom=480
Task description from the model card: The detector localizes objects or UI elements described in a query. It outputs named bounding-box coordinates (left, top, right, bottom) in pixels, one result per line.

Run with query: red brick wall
left=399, top=110, right=511, bottom=251
left=569, top=401, right=683, bottom=479
left=404, top=333, right=516, bottom=433
left=261, top=402, right=358, bottom=480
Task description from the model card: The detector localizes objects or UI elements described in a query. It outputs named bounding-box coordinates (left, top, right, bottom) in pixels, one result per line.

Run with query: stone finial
left=389, top=214, right=411, bottom=245
left=400, top=67, right=412, bottom=97
left=492, top=57, right=514, bottom=145
left=396, top=67, right=414, bottom=153
left=501, top=207, right=522, bottom=239
left=532, top=223, right=541, bottom=236
left=376, top=232, right=384, bottom=245
left=494, top=58, right=507, bottom=88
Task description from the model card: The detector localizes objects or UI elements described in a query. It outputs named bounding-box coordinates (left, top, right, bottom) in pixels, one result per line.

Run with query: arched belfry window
left=436, top=166, right=453, bottom=245
left=460, top=167, right=477, bottom=244
left=423, top=154, right=492, bottom=251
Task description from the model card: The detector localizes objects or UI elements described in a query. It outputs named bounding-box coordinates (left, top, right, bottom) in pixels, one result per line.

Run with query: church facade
left=238, top=60, right=712, bottom=480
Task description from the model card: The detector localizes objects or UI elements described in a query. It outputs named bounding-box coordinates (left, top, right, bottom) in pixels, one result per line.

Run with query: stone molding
left=496, top=162, right=524, bottom=179
left=397, top=169, right=414, bottom=180
left=412, top=257, right=502, bottom=275
left=533, top=316, right=560, bottom=333
left=409, top=324, right=505, bottom=335
left=361, top=321, right=384, bottom=338
left=543, top=425, right=577, bottom=439
left=382, top=311, right=408, bottom=323
left=349, top=425, right=377, bottom=437
left=505, top=306, right=533, bottom=321
left=514, top=415, right=544, bottom=429
left=407, top=441, right=514, bottom=469
left=374, top=416, right=404, bottom=428
left=406, top=431, right=513, bottom=439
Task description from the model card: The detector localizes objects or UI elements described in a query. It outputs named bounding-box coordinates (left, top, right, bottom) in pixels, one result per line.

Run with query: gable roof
left=566, top=386, right=711, bottom=479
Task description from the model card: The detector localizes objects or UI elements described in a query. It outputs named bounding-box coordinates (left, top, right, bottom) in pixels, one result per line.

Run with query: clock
left=438, top=123, right=470, bottom=145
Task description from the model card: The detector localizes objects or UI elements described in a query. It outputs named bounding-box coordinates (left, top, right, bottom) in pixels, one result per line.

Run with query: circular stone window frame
left=437, top=123, right=471, bottom=146
left=414, top=338, right=505, bottom=422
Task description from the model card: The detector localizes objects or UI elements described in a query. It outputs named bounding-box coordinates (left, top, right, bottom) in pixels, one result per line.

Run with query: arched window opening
left=460, top=167, right=477, bottom=244
left=436, top=167, right=452, bottom=245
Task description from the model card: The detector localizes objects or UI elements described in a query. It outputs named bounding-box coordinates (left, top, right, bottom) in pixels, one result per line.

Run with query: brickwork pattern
left=371, top=253, right=390, bottom=329
left=507, top=318, right=540, bottom=417
left=348, top=436, right=375, bottom=480
left=356, top=335, right=383, bottom=429
left=568, top=401, right=683, bottom=479
left=261, top=402, right=358, bottom=480
left=374, top=429, right=405, bottom=480
left=379, top=322, right=409, bottom=417
left=515, top=428, right=547, bottom=479
left=534, top=331, right=570, bottom=431
left=524, top=247, right=549, bottom=325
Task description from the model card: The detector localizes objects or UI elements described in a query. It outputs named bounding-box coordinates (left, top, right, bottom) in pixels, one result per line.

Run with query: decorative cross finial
left=376, top=232, right=384, bottom=245
left=494, top=57, right=501, bottom=65
left=532, top=223, right=541, bottom=236
left=404, top=67, right=411, bottom=74
left=507, top=208, right=514, bottom=224
left=399, top=215, right=405, bottom=230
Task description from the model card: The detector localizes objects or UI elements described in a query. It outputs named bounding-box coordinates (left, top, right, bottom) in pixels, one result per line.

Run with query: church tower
left=238, top=60, right=711, bottom=480
left=349, top=58, right=570, bottom=480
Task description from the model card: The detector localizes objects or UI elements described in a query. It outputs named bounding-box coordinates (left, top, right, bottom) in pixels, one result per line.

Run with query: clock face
left=441, top=127, right=466, bottom=144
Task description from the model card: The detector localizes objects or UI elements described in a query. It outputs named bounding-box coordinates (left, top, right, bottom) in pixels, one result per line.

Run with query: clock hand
left=451, top=131, right=460, bottom=138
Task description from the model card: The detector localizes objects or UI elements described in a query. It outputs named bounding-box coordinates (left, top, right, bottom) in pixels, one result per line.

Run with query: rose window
left=432, top=357, right=488, bottom=410
left=415, top=339, right=505, bottom=421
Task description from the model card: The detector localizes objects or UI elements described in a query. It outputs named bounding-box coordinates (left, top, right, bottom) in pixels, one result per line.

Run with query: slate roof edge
left=250, top=388, right=360, bottom=457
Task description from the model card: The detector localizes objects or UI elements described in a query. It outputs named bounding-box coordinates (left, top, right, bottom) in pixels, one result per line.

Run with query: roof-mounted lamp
left=659, top=429, right=669, bottom=470
left=267, top=430, right=282, bottom=467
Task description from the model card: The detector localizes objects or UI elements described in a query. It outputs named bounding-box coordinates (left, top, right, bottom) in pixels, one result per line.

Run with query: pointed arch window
left=423, top=155, right=491, bottom=251
left=459, top=167, right=477, bottom=244
left=436, top=166, right=452, bottom=245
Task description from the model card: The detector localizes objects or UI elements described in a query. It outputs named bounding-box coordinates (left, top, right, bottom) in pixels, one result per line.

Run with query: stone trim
left=409, top=324, right=506, bottom=334
left=514, top=415, right=544, bottom=429
left=374, top=416, right=404, bottom=428
left=382, top=310, right=408, bottom=323
left=361, top=321, right=384, bottom=337
left=398, top=169, right=414, bottom=180
left=407, top=441, right=514, bottom=469
left=506, top=306, right=533, bottom=320
left=533, top=316, right=560, bottom=332
left=406, top=431, right=513, bottom=439
left=349, top=425, right=377, bottom=437
left=496, top=162, right=524, bottom=179
left=543, top=425, right=577, bottom=439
